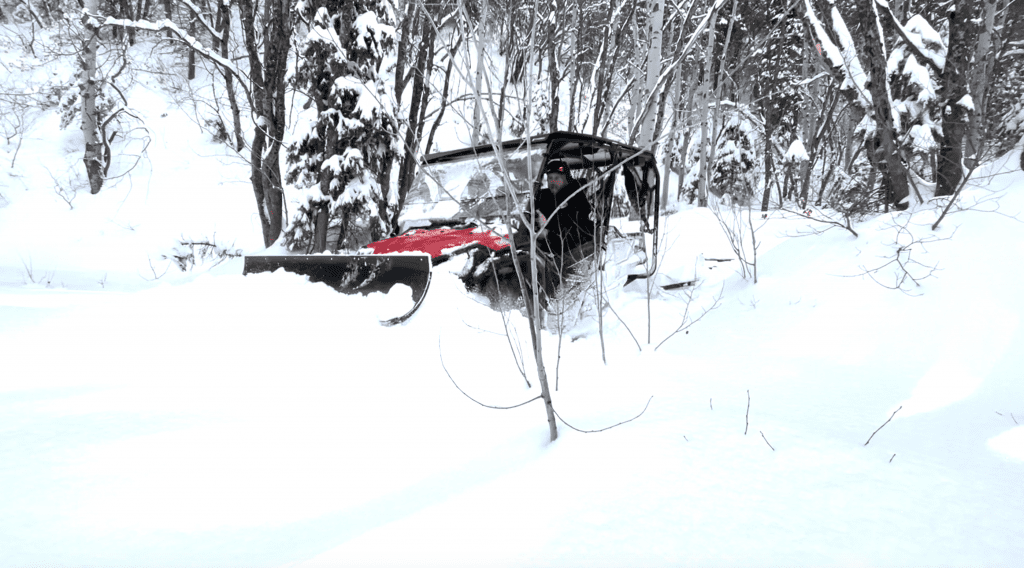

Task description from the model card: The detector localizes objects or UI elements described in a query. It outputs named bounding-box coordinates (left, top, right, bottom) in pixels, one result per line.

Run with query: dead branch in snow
left=655, top=285, right=724, bottom=351
left=553, top=396, right=654, bottom=434
left=744, top=389, right=750, bottom=435
left=865, top=405, right=902, bottom=446
left=439, top=337, right=542, bottom=410
left=760, top=430, right=775, bottom=451
left=139, top=255, right=168, bottom=281
left=780, top=206, right=859, bottom=238
left=709, top=197, right=763, bottom=281
left=19, top=255, right=53, bottom=286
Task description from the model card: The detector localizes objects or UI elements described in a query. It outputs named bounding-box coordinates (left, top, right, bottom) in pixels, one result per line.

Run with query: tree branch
left=102, top=17, right=241, bottom=78
left=877, top=1, right=943, bottom=76
left=553, top=396, right=653, bottom=433
left=864, top=405, right=901, bottom=445
left=439, top=337, right=541, bottom=410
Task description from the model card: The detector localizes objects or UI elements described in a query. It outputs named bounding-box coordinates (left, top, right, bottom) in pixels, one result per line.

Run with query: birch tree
left=80, top=0, right=103, bottom=194
left=634, top=0, right=664, bottom=150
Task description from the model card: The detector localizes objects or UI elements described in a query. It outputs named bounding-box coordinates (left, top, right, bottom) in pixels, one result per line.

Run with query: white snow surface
left=2, top=27, right=1024, bottom=568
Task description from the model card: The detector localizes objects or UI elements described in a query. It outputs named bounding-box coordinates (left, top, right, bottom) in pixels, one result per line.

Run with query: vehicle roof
left=423, top=131, right=656, bottom=169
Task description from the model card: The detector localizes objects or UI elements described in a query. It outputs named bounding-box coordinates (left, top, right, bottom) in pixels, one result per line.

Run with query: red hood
left=364, top=226, right=510, bottom=258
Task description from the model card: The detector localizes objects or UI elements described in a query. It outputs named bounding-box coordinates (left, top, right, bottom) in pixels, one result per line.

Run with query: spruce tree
left=286, top=0, right=399, bottom=252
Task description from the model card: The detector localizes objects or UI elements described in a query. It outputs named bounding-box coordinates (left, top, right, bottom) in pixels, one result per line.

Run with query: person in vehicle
left=534, top=160, right=595, bottom=260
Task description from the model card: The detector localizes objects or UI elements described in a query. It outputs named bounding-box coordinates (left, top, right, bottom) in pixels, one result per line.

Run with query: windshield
left=402, top=148, right=544, bottom=226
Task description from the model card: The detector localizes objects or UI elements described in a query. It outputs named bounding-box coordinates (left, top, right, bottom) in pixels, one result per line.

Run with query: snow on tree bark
left=965, top=0, right=997, bottom=169
left=635, top=0, right=664, bottom=150
left=81, top=0, right=103, bottom=194
left=857, top=0, right=909, bottom=210
left=237, top=0, right=292, bottom=248
left=936, top=0, right=979, bottom=197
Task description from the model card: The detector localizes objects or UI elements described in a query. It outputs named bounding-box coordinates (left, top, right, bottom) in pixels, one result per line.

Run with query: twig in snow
left=760, top=430, right=775, bottom=451
left=439, top=337, right=541, bottom=410
left=1013, top=413, right=1019, bottom=425
left=139, top=256, right=168, bottom=281
left=553, top=396, right=653, bottom=434
left=889, top=453, right=896, bottom=463
left=864, top=406, right=902, bottom=446
left=601, top=295, right=641, bottom=353
left=744, top=389, right=750, bottom=435
left=655, top=286, right=724, bottom=351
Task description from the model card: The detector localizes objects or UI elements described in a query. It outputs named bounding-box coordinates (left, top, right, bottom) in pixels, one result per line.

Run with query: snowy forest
left=2, top=0, right=1024, bottom=565
left=3, top=0, right=1023, bottom=247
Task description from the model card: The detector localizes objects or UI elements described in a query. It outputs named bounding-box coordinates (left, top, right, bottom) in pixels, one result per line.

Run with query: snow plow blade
left=242, top=254, right=432, bottom=325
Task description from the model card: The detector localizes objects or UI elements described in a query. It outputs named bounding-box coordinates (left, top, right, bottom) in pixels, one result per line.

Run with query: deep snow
left=2, top=28, right=1024, bottom=568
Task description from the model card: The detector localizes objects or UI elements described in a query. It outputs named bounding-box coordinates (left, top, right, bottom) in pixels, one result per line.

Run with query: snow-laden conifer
left=285, top=0, right=399, bottom=252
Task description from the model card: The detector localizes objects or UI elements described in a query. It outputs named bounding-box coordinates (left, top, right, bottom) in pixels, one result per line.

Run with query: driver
left=534, top=160, right=595, bottom=258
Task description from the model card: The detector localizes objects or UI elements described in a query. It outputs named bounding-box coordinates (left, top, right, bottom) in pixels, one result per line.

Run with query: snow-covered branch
left=179, top=0, right=224, bottom=42
left=877, top=1, right=944, bottom=76
left=102, top=17, right=239, bottom=77
left=803, top=0, right=871, bottom=109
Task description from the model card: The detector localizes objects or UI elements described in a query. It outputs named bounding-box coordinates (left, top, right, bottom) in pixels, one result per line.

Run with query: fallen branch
left=553, top=396, right=654, bottom=434
left=781, top=206, right=859, bottom=237
left=744, top=389, right=750, bottom=435
left=439, top=337, right=541, bottom=410
left=655, top=285, right=724, bottom=351
left=864, top=405, right=902, bottom=446
left=760, top=430, right=775, bottom=451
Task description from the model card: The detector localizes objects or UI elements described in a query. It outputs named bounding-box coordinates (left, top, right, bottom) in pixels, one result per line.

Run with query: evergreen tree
left=286, top=0, right=399, bottom=253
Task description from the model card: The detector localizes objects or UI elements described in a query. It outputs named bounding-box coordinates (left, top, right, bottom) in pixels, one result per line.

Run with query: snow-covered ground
left=2, top=32, right=1024, bottom=568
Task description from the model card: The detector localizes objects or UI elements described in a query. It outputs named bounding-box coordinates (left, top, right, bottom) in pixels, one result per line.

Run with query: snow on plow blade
left=242, top=254, right=432, bottom=325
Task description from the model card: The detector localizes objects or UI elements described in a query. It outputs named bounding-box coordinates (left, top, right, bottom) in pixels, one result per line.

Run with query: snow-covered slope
left=2, top=31, right=1023, bottom=568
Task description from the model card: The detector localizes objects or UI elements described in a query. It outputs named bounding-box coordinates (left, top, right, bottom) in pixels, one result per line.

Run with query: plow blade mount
left=243, top=254, right=432, bottom=325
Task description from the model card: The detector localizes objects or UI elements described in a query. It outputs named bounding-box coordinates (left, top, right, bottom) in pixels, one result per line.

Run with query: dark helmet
left=544, top=160, right=573, bottom=179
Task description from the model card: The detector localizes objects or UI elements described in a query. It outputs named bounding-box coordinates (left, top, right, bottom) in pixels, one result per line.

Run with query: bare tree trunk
left=393, top=1, right=416, bottom=105
left=81, top=0, right=104, bottom=194
left=162, top=0, right=173, bottom=37
left=704, top=0, right=737, bottom=199
left=392, top=18, right=434, bottom=232
left=696, top=2, right=718, bottom=208
left=238, top=0, right=291, bottom=247
left=797, top=28, right=812, bottom=208
left=497, top=18, right=513, bottom=133
left=472, top=0, right=489, bottom=144
left=187, top=16, right=197, bottom=80
left=858, top=0, right=909, bottom=209
left=426, top=36, right=460, bottom=154
left=626, top=8, right=642, bottom=139
left=522, top=0, right=558, bottom=441
left=964, top=0, right=996, bottom=169
left=636, top=0, right=665, bottom=149
left=589, top=0, right=618, bottom=135
left=117, top=0, right=136, bottom=44
left=935, top=0, right=979, bottom=197
left=216, top=0, right=244, bottom=151
left=567, top=0, right=582, bottom=131
left=547, top=28, right=559, bottom=132
left=761, top=135, right=774, bottom=211
left=313, top=204, right=329, bottom=253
